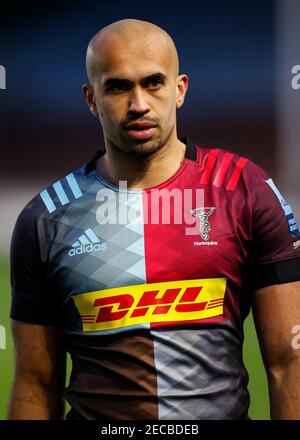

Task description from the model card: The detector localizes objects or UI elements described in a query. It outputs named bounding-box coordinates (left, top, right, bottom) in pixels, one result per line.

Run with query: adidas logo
left=68, top=228, right=108, bottom=257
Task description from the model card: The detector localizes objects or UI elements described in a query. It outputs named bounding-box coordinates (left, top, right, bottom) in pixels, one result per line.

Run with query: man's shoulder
left=194, top=143, right=269, bottom=189
left=15, top=163, right=86, bottom=228
left=196, top=143, right=262, bottom=168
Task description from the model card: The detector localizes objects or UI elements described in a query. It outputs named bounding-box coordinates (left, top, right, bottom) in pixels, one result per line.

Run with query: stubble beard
left=111, top=127, right=172, bottom=159
left=121, top=138, right=164, bottom=158
left=118, top=121, right=177, bottom=159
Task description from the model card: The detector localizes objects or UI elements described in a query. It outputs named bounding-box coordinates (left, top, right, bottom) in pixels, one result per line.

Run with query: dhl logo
left=72, top=278, right=227, bottom=332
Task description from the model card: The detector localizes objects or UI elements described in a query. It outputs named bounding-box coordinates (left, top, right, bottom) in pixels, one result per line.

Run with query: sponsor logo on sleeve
left=293, top=240, right=300, bottom=250
left=266, top=178, right=300, bottom=241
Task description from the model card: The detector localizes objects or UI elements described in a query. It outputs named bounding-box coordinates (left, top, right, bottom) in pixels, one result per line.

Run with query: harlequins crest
left=191, top=207, right=216, bottom=241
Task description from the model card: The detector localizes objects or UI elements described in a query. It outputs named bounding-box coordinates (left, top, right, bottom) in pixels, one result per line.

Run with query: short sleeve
left=10, top=203, right=60, bottom=325
left=244, top=161, right=300, bottom=289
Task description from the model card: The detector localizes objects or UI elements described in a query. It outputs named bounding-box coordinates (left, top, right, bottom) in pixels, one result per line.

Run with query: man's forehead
left=99, top=37, right=170, bottom=66
left=97, top=46, right=172, bottom=82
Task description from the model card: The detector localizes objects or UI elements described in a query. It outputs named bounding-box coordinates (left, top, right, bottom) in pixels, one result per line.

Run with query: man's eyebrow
left=103, top=72, right=167, bottom=88
left=140, top=72, right=167, bottom=85
left=103, top=77, right=132, bottom=88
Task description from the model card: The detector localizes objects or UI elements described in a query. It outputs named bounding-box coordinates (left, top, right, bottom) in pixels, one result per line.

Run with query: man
left=8, top=18, right=300, bottom=420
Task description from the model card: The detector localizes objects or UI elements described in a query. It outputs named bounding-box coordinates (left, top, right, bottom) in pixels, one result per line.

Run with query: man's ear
left=82, top=83, right=99, bottom=118
left=176, top=74, right=189, bottom=109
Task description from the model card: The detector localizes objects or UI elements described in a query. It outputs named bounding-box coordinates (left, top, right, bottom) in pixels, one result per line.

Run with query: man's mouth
left=125, top=122, right=157, bottom=140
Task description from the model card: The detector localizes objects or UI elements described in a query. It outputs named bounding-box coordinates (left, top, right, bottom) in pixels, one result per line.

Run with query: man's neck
left=95, top=135, right=187, bottom=190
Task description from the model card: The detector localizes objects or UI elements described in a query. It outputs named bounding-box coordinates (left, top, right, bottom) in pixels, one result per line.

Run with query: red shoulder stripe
left=200, top=149, right=220, bottom=185
left=226, top=157, right=249, bottom=191
left=213, top=153, right=234, bottom=188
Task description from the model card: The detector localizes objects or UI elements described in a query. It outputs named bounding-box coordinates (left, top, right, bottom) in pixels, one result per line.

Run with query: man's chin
left=121, top=138, right=163, bottom=157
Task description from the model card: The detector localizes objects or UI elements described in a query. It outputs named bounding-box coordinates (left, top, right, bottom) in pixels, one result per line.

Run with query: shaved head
left=86, top=19, right=179, bottom=84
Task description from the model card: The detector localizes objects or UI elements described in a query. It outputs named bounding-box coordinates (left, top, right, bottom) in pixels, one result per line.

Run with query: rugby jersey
left=10, top=136, right=300, bottom=419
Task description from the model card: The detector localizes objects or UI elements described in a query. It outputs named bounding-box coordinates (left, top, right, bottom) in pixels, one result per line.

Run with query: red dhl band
left=72, top=278, right=227, bottom=332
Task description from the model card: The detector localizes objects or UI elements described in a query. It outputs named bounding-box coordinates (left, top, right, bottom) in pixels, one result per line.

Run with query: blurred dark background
left=0, top=0, right=276, bottom=187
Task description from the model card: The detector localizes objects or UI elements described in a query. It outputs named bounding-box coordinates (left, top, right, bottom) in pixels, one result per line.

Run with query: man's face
left=88, top=38, right=184, bottom=156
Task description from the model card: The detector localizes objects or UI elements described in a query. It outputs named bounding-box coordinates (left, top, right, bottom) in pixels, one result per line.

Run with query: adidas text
left=69, top=243, right=108, bottom=256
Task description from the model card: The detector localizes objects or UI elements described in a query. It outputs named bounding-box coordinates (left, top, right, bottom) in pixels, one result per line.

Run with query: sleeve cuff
left=250, top=257, right=300, bottom=290
left=10, top=290, right=60, bottom=325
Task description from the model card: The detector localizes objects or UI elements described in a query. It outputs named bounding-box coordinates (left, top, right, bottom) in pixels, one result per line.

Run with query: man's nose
left=127, top=87, right=150, bottom=114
